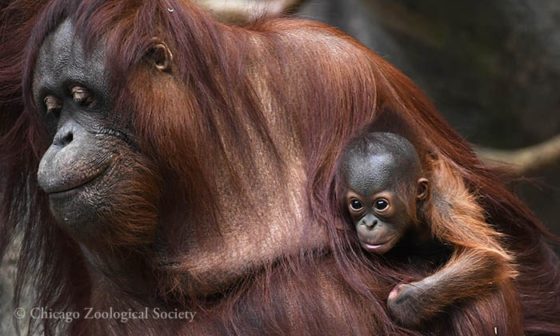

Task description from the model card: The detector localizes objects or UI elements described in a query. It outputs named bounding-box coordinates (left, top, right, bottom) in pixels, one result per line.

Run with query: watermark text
left=14, top=307, right=196, bottom=324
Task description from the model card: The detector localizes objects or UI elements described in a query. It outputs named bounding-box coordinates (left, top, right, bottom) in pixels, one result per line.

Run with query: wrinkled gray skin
left=34, top=20, right=139, bottom=244
left=342, top=133, right=427, bottom=254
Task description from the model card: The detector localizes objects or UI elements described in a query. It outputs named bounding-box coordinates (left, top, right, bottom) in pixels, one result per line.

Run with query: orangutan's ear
left=145, top=39, right=173, bottom=72
left=417, top=178, right=430, bottom=201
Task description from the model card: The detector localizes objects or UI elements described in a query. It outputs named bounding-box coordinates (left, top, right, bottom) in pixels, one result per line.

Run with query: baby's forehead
left=348, top=152, right=396, bottom=172
left=344, top=153, right=402, bottom=195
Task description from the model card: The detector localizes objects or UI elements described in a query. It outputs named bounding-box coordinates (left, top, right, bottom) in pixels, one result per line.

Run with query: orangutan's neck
left=161, top=72, right=329, bottom=296
left=79, top=245, right=158, bottom=306
left=156, top=31, right=333, bottom=297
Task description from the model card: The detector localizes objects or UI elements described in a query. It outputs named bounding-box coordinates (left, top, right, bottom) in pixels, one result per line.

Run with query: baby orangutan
left=339, top=132, right=520, bottom=329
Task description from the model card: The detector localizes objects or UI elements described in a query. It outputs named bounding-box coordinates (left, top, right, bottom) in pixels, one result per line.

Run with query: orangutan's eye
left=374, top=199, right=389, bottom=211
left=350, top=199, right=363, bottom=211
left=71, top=86, right=95, bottom=107
left=44, top=95, right=62, bottom=117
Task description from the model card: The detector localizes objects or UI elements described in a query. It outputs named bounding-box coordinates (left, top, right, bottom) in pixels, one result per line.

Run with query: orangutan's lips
left=363, top=242, right=388, bottom=250
left=46, top=165, right=109, bottom=195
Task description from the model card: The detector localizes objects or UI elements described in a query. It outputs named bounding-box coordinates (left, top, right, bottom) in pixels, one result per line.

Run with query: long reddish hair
left=1, top=1, right=559, bottom=335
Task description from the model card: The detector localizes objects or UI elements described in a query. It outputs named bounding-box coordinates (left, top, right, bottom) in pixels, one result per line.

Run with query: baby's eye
left=374, top=199, right=389, bottom=211
left=350, top=199, right=363, bottom=210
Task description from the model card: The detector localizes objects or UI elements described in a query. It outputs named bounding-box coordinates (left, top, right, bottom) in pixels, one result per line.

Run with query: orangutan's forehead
left=32, top=20, right=108, bottom=104
left=344, top=153, right=412, bottom=196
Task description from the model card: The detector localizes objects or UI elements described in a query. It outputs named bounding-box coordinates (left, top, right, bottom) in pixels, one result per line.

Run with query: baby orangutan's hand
left=387, top=281, right=433, bottom=328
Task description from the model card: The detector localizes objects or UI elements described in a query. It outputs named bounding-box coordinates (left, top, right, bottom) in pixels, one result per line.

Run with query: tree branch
left=475, top=135, right=560, bottom=175
left=194, top=0, right=304, bottom=24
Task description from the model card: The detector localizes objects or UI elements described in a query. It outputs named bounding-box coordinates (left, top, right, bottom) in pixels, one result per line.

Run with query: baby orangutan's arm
left=387, top=158, right=518, bottom=330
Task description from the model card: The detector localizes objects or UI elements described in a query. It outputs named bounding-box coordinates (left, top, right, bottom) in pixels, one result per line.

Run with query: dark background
left=296, top=0, right=560, bottom=237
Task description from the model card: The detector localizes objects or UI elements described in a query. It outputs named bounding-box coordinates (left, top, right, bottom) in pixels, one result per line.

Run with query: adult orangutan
left=0, top=1, right=558, bottom=335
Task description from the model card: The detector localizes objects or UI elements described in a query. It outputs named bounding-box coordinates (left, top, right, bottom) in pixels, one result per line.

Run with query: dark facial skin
left=344, top=145, right=428, bottom=255
left=33, top=20, right=161, bottom=247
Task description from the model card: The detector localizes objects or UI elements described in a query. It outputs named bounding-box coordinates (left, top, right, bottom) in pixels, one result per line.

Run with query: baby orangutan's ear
left=145, top=39, right=173, bottom=72
left=416, top=178, right=429, bottom=200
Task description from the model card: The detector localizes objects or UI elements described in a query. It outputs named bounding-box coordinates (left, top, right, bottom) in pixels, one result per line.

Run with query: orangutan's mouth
left=45, top=165, right=110, bottom=196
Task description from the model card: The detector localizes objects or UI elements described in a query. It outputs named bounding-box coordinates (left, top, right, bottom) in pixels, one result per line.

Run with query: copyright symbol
left=14, top=307, right=25, bottom=320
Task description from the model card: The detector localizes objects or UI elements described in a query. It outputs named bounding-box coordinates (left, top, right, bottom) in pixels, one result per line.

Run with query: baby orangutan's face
left=346, top=188, right=412, bottom=254
left=344, top=154, right=428, bottom=254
